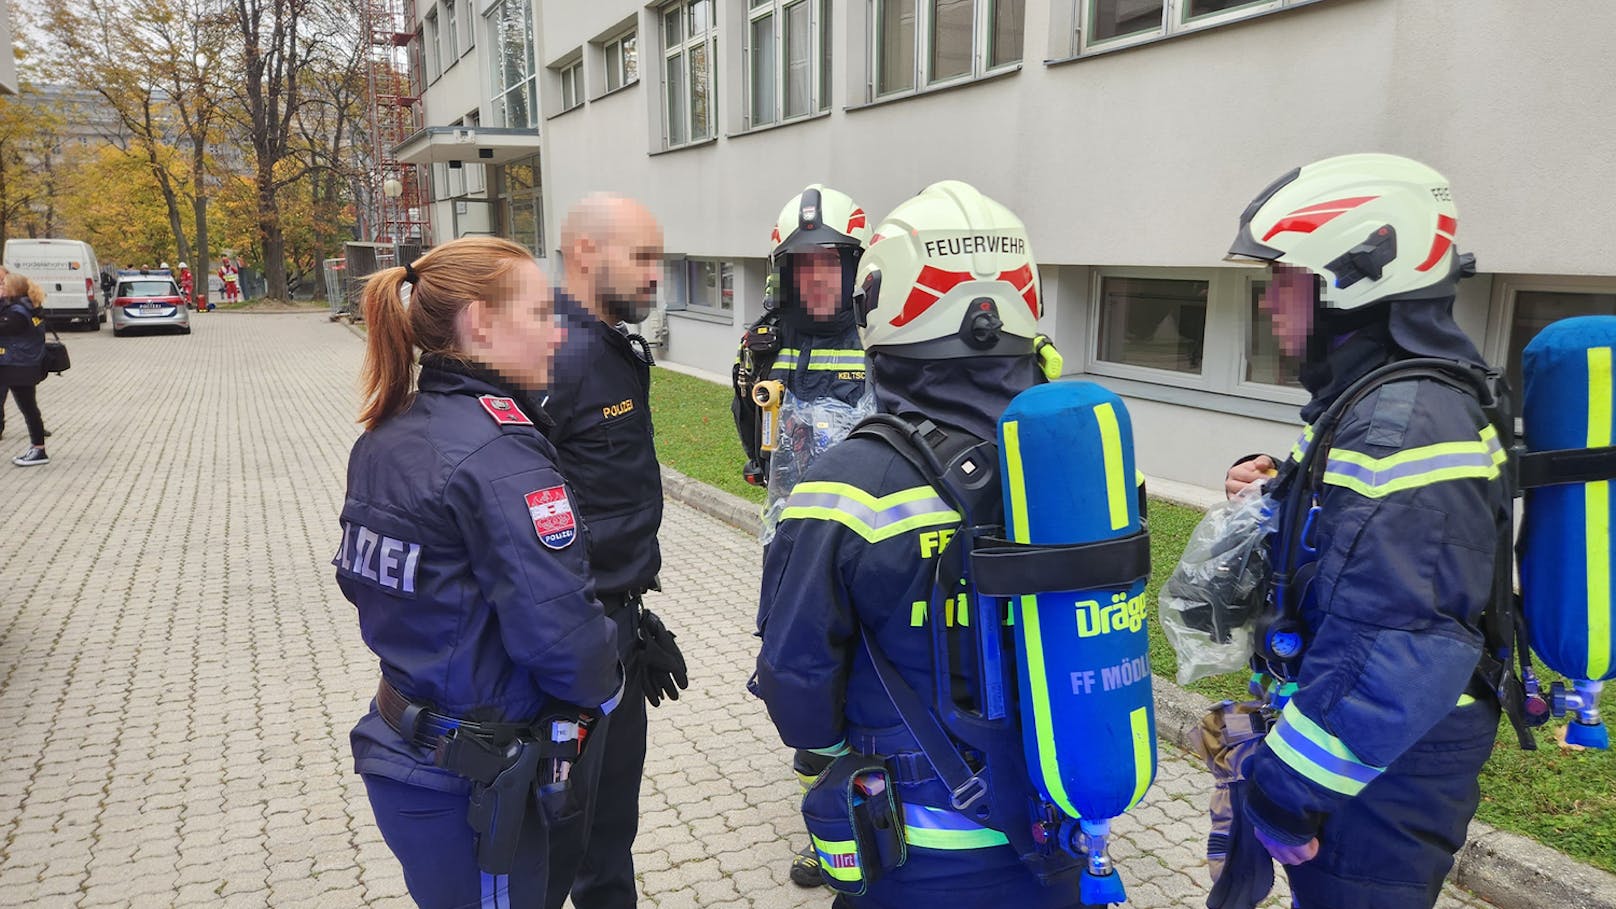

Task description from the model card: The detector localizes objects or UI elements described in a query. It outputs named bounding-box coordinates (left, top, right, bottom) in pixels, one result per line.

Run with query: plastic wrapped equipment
left=760, top=387, right=876, bottom=543
left=1159, top=485, right=1276, bottom=684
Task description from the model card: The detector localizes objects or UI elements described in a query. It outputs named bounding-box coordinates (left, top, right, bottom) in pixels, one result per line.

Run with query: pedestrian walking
left=0, top=273, right=51, bottom=466
left=337, top=236, right=626, bottom=909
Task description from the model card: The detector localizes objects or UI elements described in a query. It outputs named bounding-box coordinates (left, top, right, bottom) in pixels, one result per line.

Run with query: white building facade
left=398, top=0, right=1616, bottom=491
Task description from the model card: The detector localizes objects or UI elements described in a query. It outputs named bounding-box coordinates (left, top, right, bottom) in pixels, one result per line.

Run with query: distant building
left=400, top=0, right=1616, bottom=492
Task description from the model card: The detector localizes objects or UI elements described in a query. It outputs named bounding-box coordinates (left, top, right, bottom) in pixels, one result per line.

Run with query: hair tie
left=403, top=262, right=419, bottom=285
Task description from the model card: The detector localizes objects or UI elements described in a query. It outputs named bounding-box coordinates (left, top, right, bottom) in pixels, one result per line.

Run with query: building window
left=1095, top=275, right=1208, bottom=375
left=487, top=0, right=537, bottom=128
left=500, top=154, right=543, bottom=255
left=1506, top=289, right=1616, bottom=415
left=425, top=8, right=442, bottom=81
left=463, top=0, right=475, bottom=50
left=746, top=0, right=830, bottom=128
left=873, top=0, right=1022, bottom=99
left=559, top=59, right=584, bottom=111
left=666, top=258, right=735, bottom=313
left=604, top=29, right=638, bottom=92
left=444, top=0, right=459, bottom=62
left=661, top=0, right=716, bottom=147
left=1076, top=0, right=1291, bottom=55
left=1245, top=278, right=1303, bottom=389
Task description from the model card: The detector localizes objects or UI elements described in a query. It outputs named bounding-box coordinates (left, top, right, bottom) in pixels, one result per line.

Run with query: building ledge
left=394, top=126, right=541, bottom=166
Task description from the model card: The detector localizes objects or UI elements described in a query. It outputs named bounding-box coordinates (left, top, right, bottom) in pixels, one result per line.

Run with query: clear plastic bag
left=1159, top=484, right=1277, bottom=684
left=760, top=386, right=876, bottom=543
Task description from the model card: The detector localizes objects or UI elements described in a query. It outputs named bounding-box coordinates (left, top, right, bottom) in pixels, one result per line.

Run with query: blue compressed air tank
left=1522, top=316, right=1616, bottom=686
left=998, top=381, right=1158, bottom=823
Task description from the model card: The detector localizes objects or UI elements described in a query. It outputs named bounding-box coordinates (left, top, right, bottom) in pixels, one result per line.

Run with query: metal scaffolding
left=362, top=0, right=429, bottom=245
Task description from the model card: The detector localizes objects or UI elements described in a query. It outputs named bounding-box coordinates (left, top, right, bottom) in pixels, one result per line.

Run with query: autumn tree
left=0, top=93, right=62, bottom=246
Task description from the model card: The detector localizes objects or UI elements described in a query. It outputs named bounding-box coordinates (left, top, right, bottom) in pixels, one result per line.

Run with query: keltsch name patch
left=526, top=485, right=577, bottom=549
left=480, top=395, right=534, bottom=426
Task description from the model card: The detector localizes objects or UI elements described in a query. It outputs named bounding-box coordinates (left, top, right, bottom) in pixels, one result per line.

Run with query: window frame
left=1085, top=267, right=1218, bottom=391
left=485, top=0, right=538, bottom=129
left=868, top=0, right=1022, bottom=103
left=424, top=7, right=442, bottom=83
left=557, top=56, right=584, bottom=112
left=1072, top=0, right=1295, bottom=57
left=744, top=0, right=831, bottom=130
left=602, top=28, right=639, bottom=93
left=1485, top=274, right=1616, bottom=404
left=462, top=0, right=475, bottom=52
left=660, top=0, right=719, bottom=149
left=443, top=0, right=459, bottom=66
left=664, top=256, right=736, bottom=316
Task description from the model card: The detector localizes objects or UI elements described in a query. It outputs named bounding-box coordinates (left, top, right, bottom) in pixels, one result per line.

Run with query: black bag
left=42, top=327, right=69, bottom=375
left=799, top=752, right=905, bottom=895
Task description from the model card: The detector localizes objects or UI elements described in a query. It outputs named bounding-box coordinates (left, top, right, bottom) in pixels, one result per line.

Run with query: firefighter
left=753, top=180, right=1102, bottom=908
left=732, top=184, right=872, bottom=532
left=1214, top=153, right=1510, bottom=909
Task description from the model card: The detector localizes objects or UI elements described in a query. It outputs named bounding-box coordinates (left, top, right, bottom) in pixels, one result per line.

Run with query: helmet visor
left=1255, top=263, right=1319, bottom=361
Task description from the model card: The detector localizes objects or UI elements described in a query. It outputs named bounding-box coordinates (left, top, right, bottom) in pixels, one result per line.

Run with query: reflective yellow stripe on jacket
left=779, top=482, right=959, bottom=543
left=1320, top=424, right=1506, bottom=499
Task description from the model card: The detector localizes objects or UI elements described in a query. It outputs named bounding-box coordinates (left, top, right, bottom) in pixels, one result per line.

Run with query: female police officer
left=338, top=236, right=625, bottom=909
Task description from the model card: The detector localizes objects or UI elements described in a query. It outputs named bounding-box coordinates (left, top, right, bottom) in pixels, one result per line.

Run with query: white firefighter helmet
left=1229, top=153, right=1465, bottom=311
left=178, top=261, right=188, bottom=269
left=855, top=180, right=1041, bottom=358
left=768, top=184, right=871, bottom=261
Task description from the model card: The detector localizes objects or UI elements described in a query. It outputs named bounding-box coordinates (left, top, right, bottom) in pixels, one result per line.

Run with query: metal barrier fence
left=324, top=258, right=348, bottom=317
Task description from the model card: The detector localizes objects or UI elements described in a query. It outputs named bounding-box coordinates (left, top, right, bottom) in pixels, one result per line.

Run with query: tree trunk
left=258, top=169, right=287, bottom=299
left=192, top=141, right=209, bottom=309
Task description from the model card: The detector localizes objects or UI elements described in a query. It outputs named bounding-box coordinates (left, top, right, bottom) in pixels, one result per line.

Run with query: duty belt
left=375, top=678, right=534, bottom=749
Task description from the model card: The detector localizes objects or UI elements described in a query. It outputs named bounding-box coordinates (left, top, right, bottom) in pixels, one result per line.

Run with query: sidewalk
left=0, top=313, right=1494, bottom=907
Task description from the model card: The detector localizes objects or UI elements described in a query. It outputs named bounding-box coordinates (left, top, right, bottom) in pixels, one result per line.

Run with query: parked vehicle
left=110, top=270, right=191, bottom=336
left=2, top=238, right=104, bottom=329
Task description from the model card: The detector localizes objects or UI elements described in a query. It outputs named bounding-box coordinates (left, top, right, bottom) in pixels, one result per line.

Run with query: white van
left=2, top=238, right=104, bottom=329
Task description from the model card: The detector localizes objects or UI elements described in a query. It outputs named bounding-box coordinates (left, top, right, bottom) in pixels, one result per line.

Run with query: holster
left=800, top=753, right=906, bottom=896
left=435, top=731, right=542, bottom=875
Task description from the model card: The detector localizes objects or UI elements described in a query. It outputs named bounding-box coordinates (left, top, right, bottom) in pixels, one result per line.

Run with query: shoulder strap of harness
left=1269, top=357, right=1539, bottom=747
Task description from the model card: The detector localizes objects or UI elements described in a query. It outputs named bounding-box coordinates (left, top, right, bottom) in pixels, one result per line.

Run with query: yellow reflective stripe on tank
left=1095, top=402, right=1129, bottom=531
left=1266, top=701, right=1386, bottom=797
left=1127, top=706, right=1152, bottom=810
left=1001, top=420, right=1080, bottom=820
left=778, top=482, right=959, bottom=543
left=1587, top=346, right=1613, bottom=680
left=1320, top=428, right=1503, bottom=500
left=810, top=836, right=862, bottom=882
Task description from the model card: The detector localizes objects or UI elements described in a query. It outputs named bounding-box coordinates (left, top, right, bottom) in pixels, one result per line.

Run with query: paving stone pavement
left=0, top=314, right=1495, bottom=908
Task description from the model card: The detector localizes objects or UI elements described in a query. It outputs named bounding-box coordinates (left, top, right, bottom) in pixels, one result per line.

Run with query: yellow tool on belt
left=753, top=380, right=784, bottom=452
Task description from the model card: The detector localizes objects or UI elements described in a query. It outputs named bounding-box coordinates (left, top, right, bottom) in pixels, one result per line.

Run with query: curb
left=659, top=464, right=1616, bottom=909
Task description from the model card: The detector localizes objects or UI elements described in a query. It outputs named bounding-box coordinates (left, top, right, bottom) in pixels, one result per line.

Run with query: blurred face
left=1259, top=263, right=1317, bottom=358
left=462, top=259, right=566, bottom=390
left=793, top=247, right=844, bottom=320
left=594, top=204, right=664, bottom=323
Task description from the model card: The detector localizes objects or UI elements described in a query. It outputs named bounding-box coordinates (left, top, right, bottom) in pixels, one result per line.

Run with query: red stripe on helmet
left=1261, top=196, right=1381, bottom=243
left=848, top=209, right=866, bottom=232
left=771, top=226, right=781, bottom=245
left=1415, top=215, right=1459, bottom=272
left=997, top=265, right=1038, bottom=317
left=891, top=266, right=973, bottom=327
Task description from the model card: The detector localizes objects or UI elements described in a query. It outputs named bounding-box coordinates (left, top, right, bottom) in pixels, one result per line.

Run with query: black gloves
left=638, top=609, right=689, bottom=707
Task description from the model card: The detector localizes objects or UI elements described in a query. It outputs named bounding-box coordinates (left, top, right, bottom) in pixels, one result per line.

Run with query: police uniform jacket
left=541, top=293, right=662, bottom=599
left=340, top=358, right=622, bottom=795
left=732, top=312, right=866, bottom=458
left=1244, top=321, right=1509, bottom=847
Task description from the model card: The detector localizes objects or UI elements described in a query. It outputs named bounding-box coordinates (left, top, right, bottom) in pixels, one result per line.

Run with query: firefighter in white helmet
left=732, top=184, right=874, bottom=531
left=1210, top=153, right=1514, bottom=909
left=752, top=181, right=1094, bottom=908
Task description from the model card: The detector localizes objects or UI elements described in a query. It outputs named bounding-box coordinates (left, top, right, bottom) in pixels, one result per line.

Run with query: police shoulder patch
left=479, top=395, right=534, bottom=426
left=525, top=485, right=577, bottom=549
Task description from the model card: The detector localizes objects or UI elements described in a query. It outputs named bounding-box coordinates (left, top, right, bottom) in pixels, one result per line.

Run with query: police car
left=110, top=270, right=191, bottom=337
